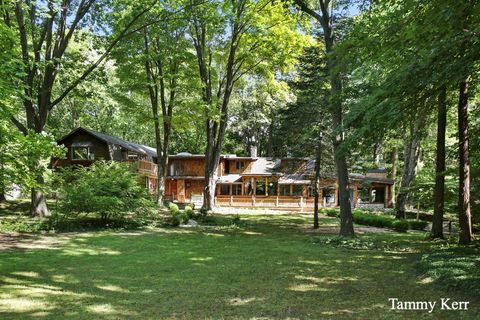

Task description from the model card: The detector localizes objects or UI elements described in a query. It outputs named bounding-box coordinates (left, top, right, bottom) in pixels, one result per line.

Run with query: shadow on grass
left=0, top=215, right=478, bottom=319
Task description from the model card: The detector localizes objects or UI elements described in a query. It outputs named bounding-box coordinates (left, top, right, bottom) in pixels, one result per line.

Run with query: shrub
left=168, top=202, right=180, bottom=214
left=321, top=208, right=339, bottom=217
left=184, top=206, right=194, bottom=219
left=232, top=215, right=241, bottom=225
left=199, top=207, right=209, bottom=216
left=392, top=220, right=409, bottom=232
left=353, top=211, right=394, bottom=229
left=408, top=220, right=429, bottom=230
left=55, top=161, right=156, bottom=222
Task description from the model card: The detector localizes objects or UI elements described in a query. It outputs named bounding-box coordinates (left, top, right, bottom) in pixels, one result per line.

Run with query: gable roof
left=58, top=127, right=157, bottom=158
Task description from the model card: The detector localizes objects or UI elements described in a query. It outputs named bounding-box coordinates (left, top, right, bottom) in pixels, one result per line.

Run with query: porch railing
left=215, top=195, right=315, bottom=211
left=137, top=160, right=158, bottom=176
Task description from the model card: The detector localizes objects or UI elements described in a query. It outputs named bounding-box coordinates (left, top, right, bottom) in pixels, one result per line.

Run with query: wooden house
left=52, top=127, right=159, bottom=192
left=54, top=128, right=394, bottom=211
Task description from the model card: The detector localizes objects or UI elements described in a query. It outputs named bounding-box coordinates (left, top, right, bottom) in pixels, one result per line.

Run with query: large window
left=232, top=184, right=242, bottom=195
left=268, top=180, right=278, bottom=196
left=256, top=178, right=266, bottom=195
left=72, top=146, right=94, bottom=160
left=279, top=185, right=290, bottom=196
left=219, top=184, right=230, bottom=195
left=292, top=185, right=303, bottom=196
left=235, top=161, right=245, bottom=170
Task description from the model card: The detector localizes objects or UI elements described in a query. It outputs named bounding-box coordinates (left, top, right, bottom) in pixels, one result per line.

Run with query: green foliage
left=312, top=236, right=413, bottom=252
left=320, top=208, right=339, bottom=217
left=408, top=220, right=429, bottom=231
left=352, top=211, right=394, bottom=228
left=0, top=127, right=65, bottom=195
left=391, top=220, right=409, bottom=233
left=168, top=203, right=180, bottom=214
left=199, top=207, right=209, bottom=217
left=184, top=206, right=194, bottom=219
left=55, top=161, right=156, bottom=221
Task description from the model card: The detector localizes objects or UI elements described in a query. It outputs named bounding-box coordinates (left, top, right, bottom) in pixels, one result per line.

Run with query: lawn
left=0, top=213, right=478, bottom=319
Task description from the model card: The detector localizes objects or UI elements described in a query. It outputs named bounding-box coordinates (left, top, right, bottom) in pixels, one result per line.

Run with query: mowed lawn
left=0, top=214, right=478, bottom=319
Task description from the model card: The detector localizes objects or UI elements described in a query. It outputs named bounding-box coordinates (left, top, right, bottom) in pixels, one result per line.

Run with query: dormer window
left=71, top=142, right=94, bottom=160
left=235, top=161, right=245, bottom=170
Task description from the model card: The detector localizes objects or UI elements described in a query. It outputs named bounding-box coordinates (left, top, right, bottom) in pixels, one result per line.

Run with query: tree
left=338, top=0, right=479, bottom=243
left=4, top=0, right=155, bottom=216
left=431, top=86, right=447, bottom=238
left=188, top=0, right=307, bottom=210
left=293, top=0, right=355, bottom=236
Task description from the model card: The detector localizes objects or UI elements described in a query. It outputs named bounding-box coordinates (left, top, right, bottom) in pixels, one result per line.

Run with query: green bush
left=321, top=208, right=339, bottom=217
left=184, top=206, right=194, bottom=219
left=392, top=220, right=409, bottom=232
left=352, top=211, right=394, bottom=229
left=408, top=220, right=429, bottom=230
left=54, top=161, right=156, bottom=222
left=168, top=202, right=180, bottom=214
left=199, top=207, right=209, bottom=216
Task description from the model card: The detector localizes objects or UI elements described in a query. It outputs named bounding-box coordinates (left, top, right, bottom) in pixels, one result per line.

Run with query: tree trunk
left=267, top=117, right=274, bottom=157
left=457, top=79, right=473, bottom=244
left=431, top=86, right=447, bottom=239
left=313, top=137, right=322, bottom=229
left=390, top=146, right=398, bottom=207
left=315, top=0, right=354, bottom=237
left=395, top=113, right=425, bottom=219
left=203, top=163, right=218, bottom=211
left=30, top=176, right=49, bottom=217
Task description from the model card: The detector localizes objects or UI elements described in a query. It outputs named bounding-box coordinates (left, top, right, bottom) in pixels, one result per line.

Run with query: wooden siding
left=54, top=130, right=110, bottom=166
left=169, top=158, right=205, bottom=176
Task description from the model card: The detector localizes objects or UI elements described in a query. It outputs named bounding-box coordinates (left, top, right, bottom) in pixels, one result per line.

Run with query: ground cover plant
left=0, top=213, right=478, bottom=319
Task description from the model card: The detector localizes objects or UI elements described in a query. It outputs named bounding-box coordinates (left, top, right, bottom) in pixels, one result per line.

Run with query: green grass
left=0, top=213, right=478, bottom=319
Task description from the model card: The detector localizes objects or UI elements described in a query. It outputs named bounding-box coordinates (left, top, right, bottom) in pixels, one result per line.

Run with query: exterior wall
left=168, top=158, right=205, bottom=176
left=228, top=159, right=254, bottom=174
left=54, top=131, right=110, bottom=167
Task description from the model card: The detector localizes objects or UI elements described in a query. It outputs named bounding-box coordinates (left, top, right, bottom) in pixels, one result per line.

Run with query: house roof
left=58, top=127, right=157, bottom=158
left=217, top=174, right=242, bottom=184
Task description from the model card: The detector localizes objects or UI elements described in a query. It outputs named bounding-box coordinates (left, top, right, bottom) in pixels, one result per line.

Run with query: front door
left=177, top=179, right=186, bottom=203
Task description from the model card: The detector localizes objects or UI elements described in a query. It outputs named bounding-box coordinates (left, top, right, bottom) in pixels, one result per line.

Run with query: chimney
left=250, top=145, right=258, bottom=158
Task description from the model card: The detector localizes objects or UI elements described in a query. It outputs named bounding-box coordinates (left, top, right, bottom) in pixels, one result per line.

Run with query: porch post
left=265, top=177, right=268, bottom=196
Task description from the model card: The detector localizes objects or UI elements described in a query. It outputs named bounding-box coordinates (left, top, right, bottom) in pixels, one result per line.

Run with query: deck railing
left=215, top=195, right=315, bottom=211
left=136, top=160, right=158, bottom=176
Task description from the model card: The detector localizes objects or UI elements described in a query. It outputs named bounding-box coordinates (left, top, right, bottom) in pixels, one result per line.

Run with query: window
left=219, top=184, right=230, bottom=195
left=256, top=178, right=266, bottom=195
left=127, top=152, right=139, bottom=160
left=232, top=184, right=242, bottom=195
left=72, top=146, right=94, bottom=160
left=323, top=188, right=335, bottom=204
left=279, top=185, right=290, bottom=196
left=235, top=161, right=245, bottom=170
left=292, top=185, right=303, bottom=196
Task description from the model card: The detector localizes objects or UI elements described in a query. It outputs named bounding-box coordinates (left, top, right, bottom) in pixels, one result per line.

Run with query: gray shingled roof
left=59, top=127, right=157, bottom=158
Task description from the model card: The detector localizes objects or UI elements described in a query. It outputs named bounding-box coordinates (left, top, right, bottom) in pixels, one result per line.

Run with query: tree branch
left=50, top=1, right=157, bottom=109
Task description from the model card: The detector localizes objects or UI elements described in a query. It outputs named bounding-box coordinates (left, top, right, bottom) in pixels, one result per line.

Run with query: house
left=165, top=147, right=394, bottom=211
left=52, top=127, right=159, bottom=192
left=54, top=128, right=394, bottom=211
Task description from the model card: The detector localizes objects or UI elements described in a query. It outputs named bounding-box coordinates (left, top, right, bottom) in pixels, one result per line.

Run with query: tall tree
left=431, top=86, right=447, bottom=238
left=189, top=0, right=306, bottom=210
left=4, top=0, right=155, bottom=215
left=293, top=0, right=355, bottom=236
